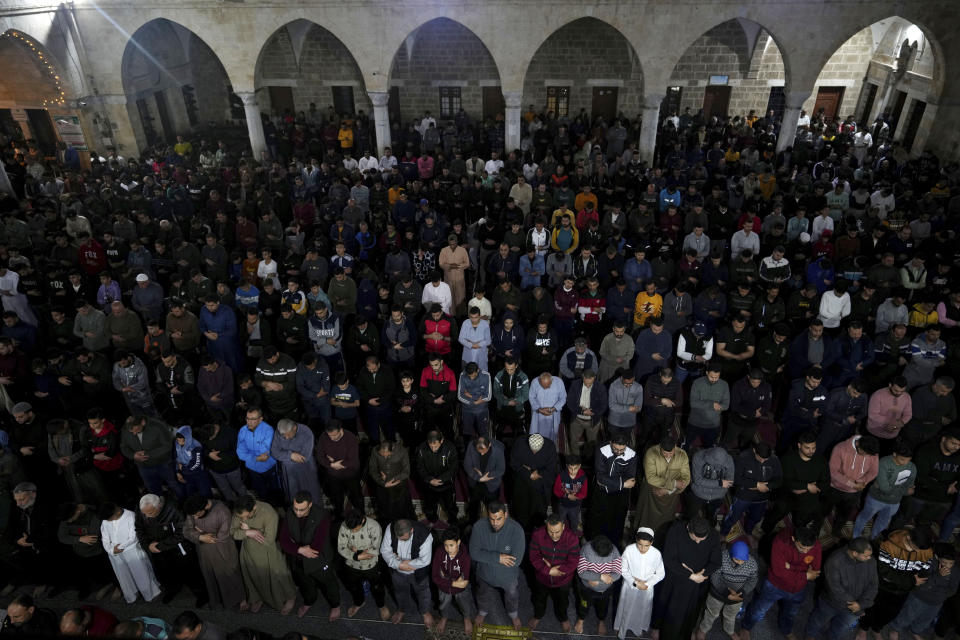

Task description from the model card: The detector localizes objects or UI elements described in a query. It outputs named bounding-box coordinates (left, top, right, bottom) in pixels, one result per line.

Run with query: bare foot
left=423, top=612, right=435, bottom=630
left=696, top=630, right=707, bottom=640
left=379, top=606, right=391, bottom=621
left=239, top=600, right=250, bottom=612
left=280, top=599, right=295, bottom=615
left=740, top=629, right=751, bottom=640
left=296, top=605, right=310, bottom=618
left=562, top=621, right=571, bottom=632
left=512, top=617, right=522, bottom=631
left=598, top=620, right=607, bottom=635
left=529, top=618, right=541, bottom=630
left=854, top=630, right=867, bottom=640
left=475, top=614, right=486, bottom=628
left=249, top=601, right=263, bottom=614
left=574, top=620, right=585, bottom=634
left=887, top=632, right=899, bottom=640
left=437, top=617, right=447, bottom=634
left=328, top=606, right=340, bottom=622
left=651, top=629, right=660, bottom=640
left=464, top=618, right=473, bottom=634
left=347, top=604, right=361, bottom=618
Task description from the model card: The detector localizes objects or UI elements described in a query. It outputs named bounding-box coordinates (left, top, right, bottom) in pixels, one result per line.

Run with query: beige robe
left=635, top=445, right=691, bottom=534
left=230, top=501, right=297, bottom=610
left=438, top=245, right=470, bottom=310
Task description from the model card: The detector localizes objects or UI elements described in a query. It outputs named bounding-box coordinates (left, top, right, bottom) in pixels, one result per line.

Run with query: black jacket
left=135, top=499, right=193, bottom=555
left=416, top=439, right=458, bottom=487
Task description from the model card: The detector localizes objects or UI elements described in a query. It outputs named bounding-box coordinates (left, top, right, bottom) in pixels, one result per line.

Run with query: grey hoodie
left=689, top=376, right=730, bottom=428
left=458, top=371, right=492, bottom=415
left=691, top=446, right=735, bottom=501
left=468, top=517, right=525, bottom=589
left=607, top=378, right=644, bottom=429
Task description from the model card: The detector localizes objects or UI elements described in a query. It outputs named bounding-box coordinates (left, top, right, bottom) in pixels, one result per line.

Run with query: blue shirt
left=332, top=384, right=359, bottom=419
left=236, top=421, right=276, bottom=473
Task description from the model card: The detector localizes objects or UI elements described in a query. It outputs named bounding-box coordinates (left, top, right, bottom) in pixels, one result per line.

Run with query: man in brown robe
left=183, top=495, right=245, bottom=610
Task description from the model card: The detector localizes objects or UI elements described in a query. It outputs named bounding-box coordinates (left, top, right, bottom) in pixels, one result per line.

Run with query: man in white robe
left=0, top=266, right=37, bottom=326
left=99, top=503, right=162, bottom=603
left=529, top=373, right=567, bottom=443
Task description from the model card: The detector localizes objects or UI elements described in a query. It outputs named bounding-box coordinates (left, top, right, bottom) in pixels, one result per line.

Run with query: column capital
left=367, top=90, right=390, bottom=108
left=235, top=91, right=258, bottom=107
left=503, top=90, right=523, bottom=109
left=784, top=91, right=811, bottom=110
left=641, top=94, right=665, bottom=111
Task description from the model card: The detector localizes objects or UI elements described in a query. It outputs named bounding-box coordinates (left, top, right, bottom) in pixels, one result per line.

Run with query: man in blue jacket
left=469, top=501, right=526, bottom=631
left=237, top=406, right=280, bottom=504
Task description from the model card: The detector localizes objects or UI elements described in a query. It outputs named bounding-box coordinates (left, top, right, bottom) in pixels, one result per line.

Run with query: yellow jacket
left=633, top=292, right=663, bottom=328
left=643, top=445, right=691, bottom=491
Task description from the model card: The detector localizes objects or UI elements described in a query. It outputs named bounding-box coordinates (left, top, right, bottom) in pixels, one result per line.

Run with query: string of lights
left=2, top=29, right=66, bottom=107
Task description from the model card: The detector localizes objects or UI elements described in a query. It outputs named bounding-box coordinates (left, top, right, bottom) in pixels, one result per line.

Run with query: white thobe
left=421, top=281, right=453, bottom=315
left=101, top=509, right=162, bottom=603
left=0, top=270, right=37, bottom=326
left=614, top=544, right=665, bottom=638
left=529, top=377, right=567, bottom=443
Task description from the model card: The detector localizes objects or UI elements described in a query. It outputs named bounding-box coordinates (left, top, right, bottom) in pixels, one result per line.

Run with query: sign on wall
left=52, top=114, right=88, bottom=150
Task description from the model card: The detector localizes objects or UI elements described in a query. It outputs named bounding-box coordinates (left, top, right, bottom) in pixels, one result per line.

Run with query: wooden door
left=702, top=86, right=731, bottom=119
left=482, top=86, right=505, bottom=122
left=901, top=100, right=926, bottom=151
left=591, top=87, right=619, bottom=122
left=812, top=86, right=845, bottom=124
left=267, top=86, right=295, bottom=119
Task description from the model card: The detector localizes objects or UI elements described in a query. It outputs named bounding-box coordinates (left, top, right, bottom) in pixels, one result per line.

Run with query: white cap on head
left=136, top=273, right=149, bottom=282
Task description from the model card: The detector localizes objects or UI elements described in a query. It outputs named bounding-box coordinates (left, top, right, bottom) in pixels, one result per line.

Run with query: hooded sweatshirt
left=577, top=541, right=622, bottom=594
left=868, top=455, right=917, bottom=504
left=174, top=425, right=204, bottom=473
left=691, top=446, right=735, bottom=501
left=689, top=376, right=730, bottom=428
left=468, top=517, right=525, bottom=589
left=829, top=435, right=879, bottom=493
left=308, top=312, right=341, bottom=355
left=876, top=530, right=933, bottom=595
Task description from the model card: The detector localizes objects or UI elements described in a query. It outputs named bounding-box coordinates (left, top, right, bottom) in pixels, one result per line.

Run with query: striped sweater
left=577, top=542, right=622, bottom=593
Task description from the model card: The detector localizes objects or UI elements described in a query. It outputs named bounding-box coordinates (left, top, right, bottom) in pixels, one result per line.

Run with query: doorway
left=660, top=87, right=683, bottom=122
left=857, top=83, right=878, bottom=125
left=388, top=86, right=401, bottom=125
left=812, top=86, right=845, bottom=124
left=901, top=100, right=926, bottom=152
left=591, top=87, right=619, bottom=123
left=889, top=91, right=908, bottom=135
left=765, top=87, right=786, bottom=123
left=25, top=109, right=58, bottom=155
left=482, top=87, right=505, bottom=122
left=153, top=91, right=173, bottom=142
left=702, top=86, right=731, bottom=120
left=267, top=86, right=295, bottom=120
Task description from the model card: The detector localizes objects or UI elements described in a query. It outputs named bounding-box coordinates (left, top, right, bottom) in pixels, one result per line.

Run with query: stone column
left=892, top=96, right=913, bottom=142
left=368, top=90, right=391, bottom=156
left=90, top=94, right=138, bottom=156
left=776, top=91, right=811, bottom=153
left=237, top=91, right=267, bottom=160
left=637, top=94, right=664, bottom=166
left=503, top=90, right=523, bottom=153
left=11, top=109, right=32, bottom=140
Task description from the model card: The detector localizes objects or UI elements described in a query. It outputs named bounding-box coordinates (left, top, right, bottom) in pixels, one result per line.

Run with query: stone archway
left=121, top=18, right=235, bottom=151
left=0, top=30, right=71, bottom=153
left=522, top=17, right=644, bottom=126
left=387, top=17, right=504, bottom=154
left=811, top=16, right=945, bottom=155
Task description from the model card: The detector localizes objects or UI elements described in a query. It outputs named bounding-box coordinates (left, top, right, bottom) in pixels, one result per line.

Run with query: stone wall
left=668, top=20, right=751, bottom=115
left=256, top=24, right=371, bottom=119
left=522, top=18, right=643, bottom=121
left=0, top=37, right=62, bottom=107
left=389, top=18, right=499, bottom=124
left=189, top=33, right=232, bottom=124
left=804, top=26, right=874, bottom=117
